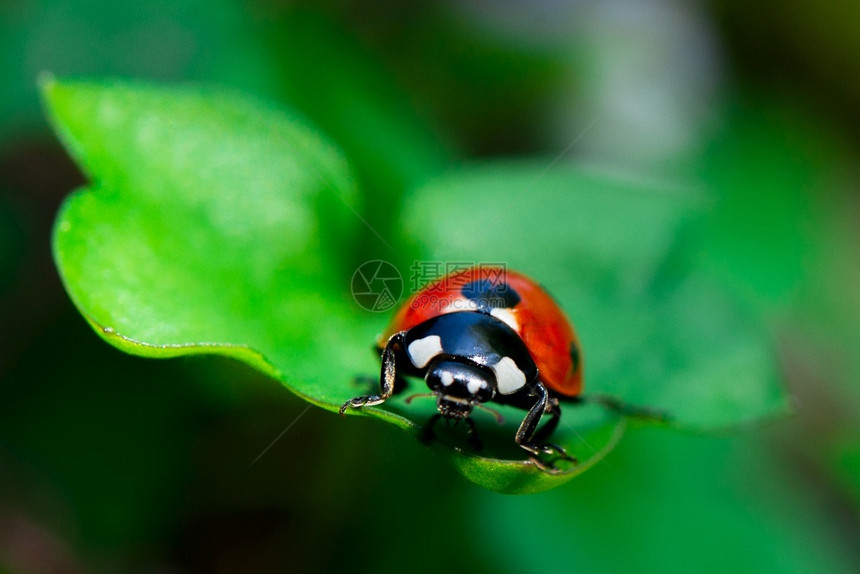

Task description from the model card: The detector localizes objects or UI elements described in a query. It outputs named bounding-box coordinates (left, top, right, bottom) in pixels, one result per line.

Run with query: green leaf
left=400, top=163, right=787, bottom=430
left=45, top=77, right=382, bottom=408
left=474, top=428, right=858, bottom=573
left=265, top=12, right=449, bottom=203
left=43, top=78, right=578, bottom=494
left=44, top=79, right=785, bottom=495
left=450, top=408, right=627, bottom=494
left=256, top=11, right=452, bottom=273
left=689, top=101, right=826, bottom=313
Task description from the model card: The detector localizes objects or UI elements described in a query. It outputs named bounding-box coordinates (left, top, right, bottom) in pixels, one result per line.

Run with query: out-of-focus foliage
left=1, top=0, right=858, bottom=571
left=690, top=101, right=839, bottom=315
left=402, top=163, right=784, bottom=429
left=0, top=196, right=24, bottom=295
left=50, top=79, right=753, bottom=494
left=477, top=427, right=858, bottom=574
left=0, top=0, right=277, bottom=140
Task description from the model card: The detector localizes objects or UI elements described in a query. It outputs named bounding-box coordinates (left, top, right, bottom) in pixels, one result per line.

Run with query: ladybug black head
left=425, top=358, right=495, bottom=418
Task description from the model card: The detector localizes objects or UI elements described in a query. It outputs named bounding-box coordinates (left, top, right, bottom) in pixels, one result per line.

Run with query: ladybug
left=340, top=266, right=583, bottom=470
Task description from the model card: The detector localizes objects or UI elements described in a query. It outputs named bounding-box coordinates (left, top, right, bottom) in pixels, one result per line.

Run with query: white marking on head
left=492, top=356, right=527, bottom=395
left=490, top=307, right=519, bottom=331
left=407, top=335, right=443, bottom=369
left=440, top=371, right=454, bottom=387
left=466, top=378, right=484, bottom=395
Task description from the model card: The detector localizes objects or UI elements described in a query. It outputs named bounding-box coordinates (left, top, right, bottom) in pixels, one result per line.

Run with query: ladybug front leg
left=515, top=382, right=576, bottom=471
left=339, top=332, right=405, bottom=414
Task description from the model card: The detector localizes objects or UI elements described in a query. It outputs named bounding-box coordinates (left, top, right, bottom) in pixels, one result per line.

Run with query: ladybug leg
left=531, top=399, right=561, bottom=444
left=339, top=332, right=405, bottom=415
left=354, top=345, right=408, bottom=393
left=515, top=383, right=576, bottom=470
left=464, top=417, right=483, bottom=451
left=418, top=414, right=481, bottom=451
left=418, top=413, right=443, bottom=445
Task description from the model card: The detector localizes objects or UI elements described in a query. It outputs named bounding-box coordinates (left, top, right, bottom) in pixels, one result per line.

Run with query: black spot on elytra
left=461, top=279, right=521, bottom=310
left=569, top=343, right=580, bottom=372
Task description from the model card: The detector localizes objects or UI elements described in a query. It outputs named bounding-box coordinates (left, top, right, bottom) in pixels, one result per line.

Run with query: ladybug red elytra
left=340, top=266, right=584, bottom=470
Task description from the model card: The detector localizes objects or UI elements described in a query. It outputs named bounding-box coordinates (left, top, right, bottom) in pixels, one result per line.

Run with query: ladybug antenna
left=474, top=403, right=505, bottom=425
left=404, top=393, right=436, bottom=404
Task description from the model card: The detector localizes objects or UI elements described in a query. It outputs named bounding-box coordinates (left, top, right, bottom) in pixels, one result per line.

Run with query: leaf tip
left=37, top=72, right=63, bottom=109
left=37, top=71, right=56, bottom=91
left=38, top=73, right=72, bottom=134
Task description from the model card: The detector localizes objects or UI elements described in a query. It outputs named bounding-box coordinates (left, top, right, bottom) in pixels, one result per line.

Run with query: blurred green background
left=1, top=1, right=858, bottom=572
